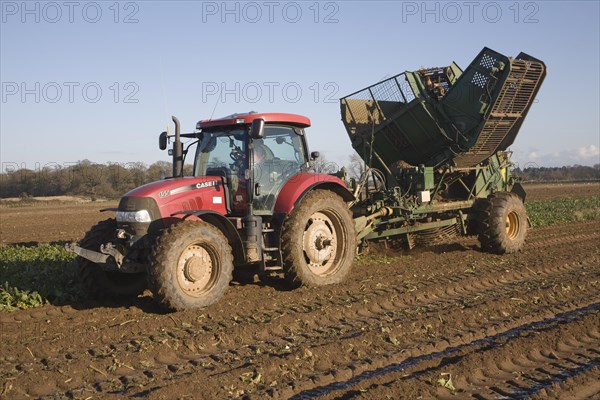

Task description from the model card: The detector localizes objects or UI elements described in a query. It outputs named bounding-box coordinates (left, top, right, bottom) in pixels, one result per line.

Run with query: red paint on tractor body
left=198, top=112, right=310, bottom=129
left=124, top=176, right=227, bottom=218
left=274, top=172, right=352, bottom=214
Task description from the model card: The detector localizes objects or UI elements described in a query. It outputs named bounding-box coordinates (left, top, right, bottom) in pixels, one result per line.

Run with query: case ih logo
left=196, top=181, right=219, bottom=189
left=166, top=180, right=222, bottom=197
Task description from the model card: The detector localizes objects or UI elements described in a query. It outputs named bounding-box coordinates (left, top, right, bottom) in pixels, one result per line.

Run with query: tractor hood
left=119, top=176, right=228, bottom=220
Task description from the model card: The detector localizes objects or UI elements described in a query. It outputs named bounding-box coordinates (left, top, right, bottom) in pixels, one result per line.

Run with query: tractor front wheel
left=477, top=192, right=528, bottom=254
left=281, top=190, right=356, bottom=287
left=148, top=221, right=233, bottom=310
left=77, top=219, right=147, bottom=299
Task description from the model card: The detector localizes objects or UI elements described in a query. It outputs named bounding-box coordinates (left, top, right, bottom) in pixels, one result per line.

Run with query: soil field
left=0, top=182, right=599, bottom=399
left=1, top=221, right=599, bottom=399
left=0, top=182, right=597, bottom=246
left=523, top=182, right=599, bottom=201
left=0, top=201, right=118, bottom=245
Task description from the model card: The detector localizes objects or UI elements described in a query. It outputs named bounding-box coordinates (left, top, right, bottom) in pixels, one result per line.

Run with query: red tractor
left=68, top=113, right=356, bottom=310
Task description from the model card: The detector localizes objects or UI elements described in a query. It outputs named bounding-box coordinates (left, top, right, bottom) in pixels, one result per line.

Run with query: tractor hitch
left=65, top=242, right=110, bottom=265
left=65, top=242, right=144, bottom=273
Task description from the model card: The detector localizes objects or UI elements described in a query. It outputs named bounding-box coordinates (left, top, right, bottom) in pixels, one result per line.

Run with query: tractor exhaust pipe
left=172, top=115, right=183, bottom=177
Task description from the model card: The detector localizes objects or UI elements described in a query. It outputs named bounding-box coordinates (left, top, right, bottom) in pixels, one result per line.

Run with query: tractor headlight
left=116, top=210, right=152, bottom=223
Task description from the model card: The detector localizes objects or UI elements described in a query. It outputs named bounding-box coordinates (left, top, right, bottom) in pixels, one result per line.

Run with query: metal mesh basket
left=340, top=73, right=416, bottom=140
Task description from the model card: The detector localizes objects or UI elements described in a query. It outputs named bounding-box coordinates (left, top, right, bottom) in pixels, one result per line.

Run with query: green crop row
left=0, top=244, right=82, bottom=312
left=526, top=197, right=600, bottom=227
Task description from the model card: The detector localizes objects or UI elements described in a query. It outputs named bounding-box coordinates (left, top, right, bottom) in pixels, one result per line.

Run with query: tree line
left=0, top=160, right=191, bottom=200
left=513, top=164, right=600, bottom=182
left=0, top=160, right=598, bottom=199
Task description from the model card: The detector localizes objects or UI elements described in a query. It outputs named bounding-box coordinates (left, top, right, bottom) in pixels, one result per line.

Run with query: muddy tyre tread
left=478, top=192, right=527, bottom=254
left=77, top=218, right=147, bottom=300
left=149, top=221, right=233, bottom=310
left=281, top=190, right=356, bottom=288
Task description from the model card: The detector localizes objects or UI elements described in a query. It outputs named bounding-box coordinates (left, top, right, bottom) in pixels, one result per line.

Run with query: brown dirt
left=0, top=183, right=599, bottom=399
left=523, top=181, right=600, bottom=201
left=0, top=201, right=118, bottom=245
left=1, top=220, right=599, bottom=399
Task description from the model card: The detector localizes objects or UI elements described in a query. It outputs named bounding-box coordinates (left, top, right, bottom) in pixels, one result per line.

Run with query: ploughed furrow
left=0, top=220, right=598, bottom=399
left=18, top=254, right=598, bottom=400
left=1, top=219, right=597, bottom=328
left=2, top=218, right=597, bottom=333
left=0, top=241, right=592, bottom=371
left=308, top=305, right=600, bottom=400
left=525, top=221, right=600, bottom=250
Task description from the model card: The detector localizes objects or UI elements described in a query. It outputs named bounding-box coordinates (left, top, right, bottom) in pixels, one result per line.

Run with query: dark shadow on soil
left=231, top=268, right=295, bottom=292
left=1, top=239, right=72, bottom=248
left=360, top=239, right=480, bottom=258
left=2, top=237, right=482, bottom=315
left=425, top=242, right=478, bottom=254
left=1, top=240, right=294, bottom=315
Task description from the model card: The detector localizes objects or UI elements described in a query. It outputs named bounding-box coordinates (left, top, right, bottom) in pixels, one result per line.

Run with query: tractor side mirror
left=159, top=131, right=168, bottom=150
left=311, top=151, right=320, bottom=160
left=250, top=118, right=265, bottom=139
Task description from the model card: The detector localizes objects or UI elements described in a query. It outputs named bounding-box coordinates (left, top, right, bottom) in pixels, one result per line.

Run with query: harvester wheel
left=77, top=219, right=147, bottom=299
left=281, top=190, right=356, bottom=287
left=477, top=192, right=527, bottom=254
left=149, top=221, right=233, bottom=310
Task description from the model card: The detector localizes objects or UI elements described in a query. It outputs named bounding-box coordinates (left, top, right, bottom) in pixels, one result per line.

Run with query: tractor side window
left=252, top=126, right=305, bottom=214
left=262, top=127, right=305, bottom=163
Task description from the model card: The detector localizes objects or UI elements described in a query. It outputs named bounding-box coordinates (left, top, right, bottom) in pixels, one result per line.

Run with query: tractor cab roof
left=196, top=112, right=311, bottom=130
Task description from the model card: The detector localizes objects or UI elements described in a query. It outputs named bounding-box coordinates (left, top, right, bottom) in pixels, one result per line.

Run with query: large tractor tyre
left=281, top=190, right=356, bottom=288
left=478, top=192, right=528, bottom=254
left=149, top=221, right=233, bottom=310
left=77, top=219, right=147, bottom=299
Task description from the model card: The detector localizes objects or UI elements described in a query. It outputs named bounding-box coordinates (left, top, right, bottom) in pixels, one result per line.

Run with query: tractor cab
left=194, top=112, right=312, bottom=216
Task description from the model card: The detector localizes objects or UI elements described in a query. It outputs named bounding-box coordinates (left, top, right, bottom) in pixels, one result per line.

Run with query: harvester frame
left=340, top=47, right=545, bottom=251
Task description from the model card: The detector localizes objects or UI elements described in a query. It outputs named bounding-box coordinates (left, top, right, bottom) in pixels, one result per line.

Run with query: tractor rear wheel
left=281, top=190, right=356, bottom=287
left=149, top=221, right=233, bottom=310
left=478, top=192, right=528, bottom=254
left=77, top=219, right=147, bottom=299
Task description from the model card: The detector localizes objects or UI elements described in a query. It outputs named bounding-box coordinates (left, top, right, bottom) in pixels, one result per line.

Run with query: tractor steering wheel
left=230, top=148, right=245, bottom=163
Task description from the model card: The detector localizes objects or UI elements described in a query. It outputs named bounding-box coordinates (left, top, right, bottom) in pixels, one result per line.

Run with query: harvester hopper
left=341, top=47, right=546, bottom=171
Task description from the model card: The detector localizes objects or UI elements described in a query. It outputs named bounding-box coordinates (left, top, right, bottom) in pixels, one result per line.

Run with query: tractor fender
left=171, top=210, right=245, bottom=266
left=274, top=172, right=354, bottom=215
left=511, top=182, right=527, bottom=202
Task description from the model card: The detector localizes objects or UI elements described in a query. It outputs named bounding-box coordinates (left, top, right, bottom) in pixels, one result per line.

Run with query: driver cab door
left=252, top=125, right=307, bottom=214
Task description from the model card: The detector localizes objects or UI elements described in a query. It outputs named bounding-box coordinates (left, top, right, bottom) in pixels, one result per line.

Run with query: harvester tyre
left=149, top=221, right=233, bottom=310
left=281, top=190, right=356, bottom=288
left=478, top=192, right=527, bottom=254
left=77, top=219, right=147, bottom=299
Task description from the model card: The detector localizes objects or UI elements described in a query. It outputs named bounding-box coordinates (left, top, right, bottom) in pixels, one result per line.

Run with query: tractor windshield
left=193, top=129, right=247, bottom=178
left=194, top=128, right=249, bottom=215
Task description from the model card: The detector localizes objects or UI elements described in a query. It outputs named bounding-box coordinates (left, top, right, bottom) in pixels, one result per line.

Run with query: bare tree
left=311, top=153, right=339, bottom=174
left=348, top=152, right=365, bottom=179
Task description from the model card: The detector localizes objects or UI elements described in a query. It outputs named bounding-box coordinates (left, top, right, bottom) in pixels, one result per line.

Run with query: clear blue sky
left=1, top=0, right=599, bottom=172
